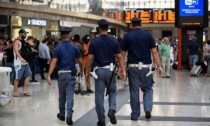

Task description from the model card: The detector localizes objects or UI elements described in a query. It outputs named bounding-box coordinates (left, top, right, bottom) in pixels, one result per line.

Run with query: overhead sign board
left=22, top=18, right=47, bottom=27
left=124, top=9, right=175, bottom=24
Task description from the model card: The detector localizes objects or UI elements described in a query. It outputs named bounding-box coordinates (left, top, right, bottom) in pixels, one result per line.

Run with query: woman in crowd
left=203, top=40, right=210, bottom=77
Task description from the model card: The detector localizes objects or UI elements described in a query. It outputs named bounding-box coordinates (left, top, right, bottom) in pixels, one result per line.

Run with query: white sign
left=185, top=0, right=199, bottom=6
left=27, top=19, right=47, bottom=26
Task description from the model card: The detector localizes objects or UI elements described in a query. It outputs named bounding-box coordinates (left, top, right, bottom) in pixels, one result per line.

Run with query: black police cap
left=60, top=28, right=70, bottom=34
left=131, top=17, right=141, bottom=23
left=97, top=19, right=109, bottom=26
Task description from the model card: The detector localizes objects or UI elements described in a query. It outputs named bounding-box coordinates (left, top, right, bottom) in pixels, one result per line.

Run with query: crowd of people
left=155, top=36, right=177, bottom=78
left=0, top=29, right=94, bottom=97
left=1, top=17, right=210, bottom=126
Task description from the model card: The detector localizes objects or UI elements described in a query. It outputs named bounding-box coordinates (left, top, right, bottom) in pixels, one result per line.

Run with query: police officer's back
left=47, top=29, right=83, bottom=125
left=85, top=19, right=126, bottom=126
left=121, top=17, right=162, bottom=121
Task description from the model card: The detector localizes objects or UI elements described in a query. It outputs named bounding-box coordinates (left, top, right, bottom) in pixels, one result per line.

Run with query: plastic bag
left=0, top=52, right=3, bottom=61
left=80, top=76, right=86, bottom=91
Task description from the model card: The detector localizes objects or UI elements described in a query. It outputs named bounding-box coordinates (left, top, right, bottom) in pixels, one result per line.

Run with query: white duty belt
left=58, top=70, right=71, bottom=74
left=128, top=62, right=153, bottom=77
left=90, top=63, right=114, bottom=79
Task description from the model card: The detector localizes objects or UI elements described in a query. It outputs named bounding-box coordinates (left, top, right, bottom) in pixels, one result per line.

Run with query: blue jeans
left=128, top=67, right=154, bottom=119
left=58, top=73, right=76, bottom=118
left=95, top=69, right=117, bottom=122
left=189, top=55, right=198, bottom=65
left=5, top=62, right=15, bottom=84
left=29, top=58, right=37, bottom=80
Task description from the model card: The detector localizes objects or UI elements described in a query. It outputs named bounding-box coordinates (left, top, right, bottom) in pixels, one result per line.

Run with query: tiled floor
left=1, top=71, right=210, bottom=126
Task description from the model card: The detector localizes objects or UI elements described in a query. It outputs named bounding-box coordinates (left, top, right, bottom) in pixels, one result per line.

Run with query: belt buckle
left=138, top=62, right=143, bottom=70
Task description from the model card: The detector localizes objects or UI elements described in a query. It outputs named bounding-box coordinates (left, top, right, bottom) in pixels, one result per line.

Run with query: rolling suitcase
left=190, top=65, right=202, bottom=77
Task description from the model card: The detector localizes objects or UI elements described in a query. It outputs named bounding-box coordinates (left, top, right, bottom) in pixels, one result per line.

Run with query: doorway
left=162, top=31, right=172, bottom=38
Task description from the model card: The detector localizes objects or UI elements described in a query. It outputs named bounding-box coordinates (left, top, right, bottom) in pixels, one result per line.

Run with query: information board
left=175, top=0, right=208, bottom=27
left=180, top=0, right=204, bottom=16
left=124, top=9, right=175, bottom=24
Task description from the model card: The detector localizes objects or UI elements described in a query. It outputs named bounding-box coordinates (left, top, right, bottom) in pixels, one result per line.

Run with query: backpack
left=75, top=43, right=84, bottom=56
left=18, top=39, right=33, bottom=62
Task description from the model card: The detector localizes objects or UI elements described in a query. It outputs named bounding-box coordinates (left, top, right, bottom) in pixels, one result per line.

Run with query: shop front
left=12, top=17, right=48, bottom=41
left=11, top=16, right=59, bottom=41
left=0, top=15, right=9, bottom=35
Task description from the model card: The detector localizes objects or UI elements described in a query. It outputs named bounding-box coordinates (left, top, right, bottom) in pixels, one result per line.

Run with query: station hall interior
left=1, top=0, right=210, bottom=126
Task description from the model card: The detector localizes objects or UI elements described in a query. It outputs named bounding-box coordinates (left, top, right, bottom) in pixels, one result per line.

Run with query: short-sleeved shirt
left=53, top=41, right=81, bottom=70
left=88, top=35, right=121, bottom=67
left=188, top=42, right=200, bottom=55
left=160, top=43, right=171, bottom=57
left=204, top=45, right=210, bottom=56
left=121, top=28, right=156, bottom=64
left=171, top=42, right=177, bottom=48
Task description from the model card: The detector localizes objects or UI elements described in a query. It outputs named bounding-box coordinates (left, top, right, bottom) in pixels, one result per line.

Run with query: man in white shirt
left=38, top=38, right=51, bottom=80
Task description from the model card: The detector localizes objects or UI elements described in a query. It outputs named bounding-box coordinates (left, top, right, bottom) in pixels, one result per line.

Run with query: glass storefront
left=10, top=16, right=59, bottom=40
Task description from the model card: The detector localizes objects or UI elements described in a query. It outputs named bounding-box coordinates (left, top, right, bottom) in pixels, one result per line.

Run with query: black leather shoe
left=97, top=121, right=105, bottom=126
left=57, top=113, right=65, bottom=121
left=66, top=118, right=73, bottom=125
left=131, top=117, right=137, bottom=121
left=145, top=111, right=151, bottom=119
left=108, top=110, right=117, bottom=124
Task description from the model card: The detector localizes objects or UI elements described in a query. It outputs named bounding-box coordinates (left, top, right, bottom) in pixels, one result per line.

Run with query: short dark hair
left=207, top=40, right=210, bottom=45
left=73, top=34, right=80, bottom=42
left=99, top=25, right=108, bottom=31
left=27, top=36, right=34, bottom=40
left=42, top=38, right=49, bottom=43
left=132, top=21, right=141, bottom=27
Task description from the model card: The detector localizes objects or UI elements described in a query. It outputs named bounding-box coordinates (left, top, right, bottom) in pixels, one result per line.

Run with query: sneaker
left=66, top=118, right=73, bottom=125
left=80, top=91, right=85, bottom=95
left=162, top=75, right=167, bottom=78
left=31, top=80, right=39, bottom=83
left=97, top=121, right=105, bottom=126
left=87, top=89, right=94, bottom=93
left=74, top=90, right=81, bottom=95
left=57, top=113, right=65, bottom=121
left=108, top=110, right=117, bottom=124
left=145, top=111, right=151, bottom=119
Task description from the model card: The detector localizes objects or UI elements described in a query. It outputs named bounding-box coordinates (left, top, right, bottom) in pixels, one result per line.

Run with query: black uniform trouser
left=38, top=58, right=49, bottom=79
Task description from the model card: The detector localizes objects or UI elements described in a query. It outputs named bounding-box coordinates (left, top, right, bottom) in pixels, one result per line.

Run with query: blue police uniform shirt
left=88, top=35, right=121, bottom=67
left=53, top=41, right=81, bottom=70
left=121, top=28, right=156, bottom=64
left=188, top=42, right=200, bottom=55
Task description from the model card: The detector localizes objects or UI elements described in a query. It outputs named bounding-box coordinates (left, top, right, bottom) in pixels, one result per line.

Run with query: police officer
left=47, top=29, right=83, bottom=126
left=85, top=19, right=126, bottom=126
left=121, top=17, right=162, bottom=120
